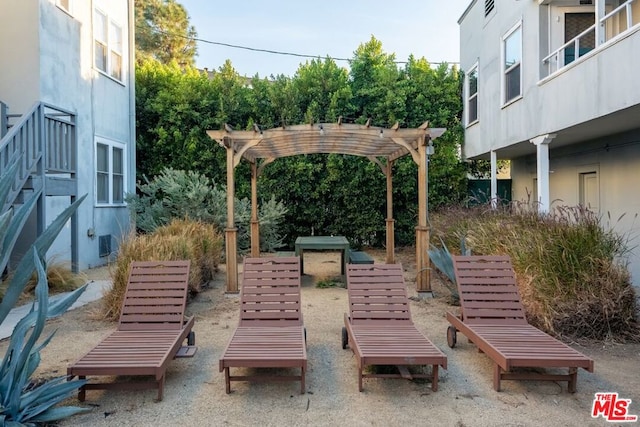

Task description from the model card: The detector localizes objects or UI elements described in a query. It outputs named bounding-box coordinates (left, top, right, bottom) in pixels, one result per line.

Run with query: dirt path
left=4, top=249, right=639, bottom=426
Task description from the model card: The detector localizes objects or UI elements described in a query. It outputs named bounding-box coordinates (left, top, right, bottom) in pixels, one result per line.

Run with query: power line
left=148, top=27, right=459, bottom=66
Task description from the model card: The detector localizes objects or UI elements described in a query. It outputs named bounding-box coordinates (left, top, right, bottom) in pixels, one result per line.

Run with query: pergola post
left=208, top=122, right=445, bottom=296
left=225, top=139, right=239, bottom=293
left=416, top=135, right=431, bottom=295
left=385, top=159, right=395, bottom=264
left=250, top=161, right=260, bottom=257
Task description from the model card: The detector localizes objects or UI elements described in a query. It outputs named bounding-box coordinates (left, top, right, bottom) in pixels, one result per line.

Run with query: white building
left=0, top=0, right=136, bottom=270
left=459, top=0, right=640, bottom=284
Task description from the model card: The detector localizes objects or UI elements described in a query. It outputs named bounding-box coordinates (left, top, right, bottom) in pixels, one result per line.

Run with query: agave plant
left=427, top=237, right=459, bottom=301
left=0, top=155, right=89, bottom=425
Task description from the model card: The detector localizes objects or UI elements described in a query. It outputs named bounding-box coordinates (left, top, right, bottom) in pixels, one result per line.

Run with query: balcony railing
left=542, top=0, right=638, bottom=77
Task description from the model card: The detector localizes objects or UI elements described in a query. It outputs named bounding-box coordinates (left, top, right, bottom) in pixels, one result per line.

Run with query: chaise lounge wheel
left=304, top=327, right=307, bottom=345
left=187, top=331, right=195, bottom=346
left=341, top=327, right=348, bottom=349
left=447, top=325, right=457, bottom=348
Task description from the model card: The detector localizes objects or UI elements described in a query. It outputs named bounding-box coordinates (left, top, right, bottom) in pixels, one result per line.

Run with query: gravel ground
left=4, top=249, right=639, bottom=427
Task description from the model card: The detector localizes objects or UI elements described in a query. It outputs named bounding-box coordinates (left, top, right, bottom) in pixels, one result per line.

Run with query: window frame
left=465, top=62, right=479, bottom=126
left=93, top=8, right=125, bottom=83
left=501, top=21, right=523, bottom=106
left=95, top=137, right=127, bottom=207
left=56, top=0, right=71, bottom=14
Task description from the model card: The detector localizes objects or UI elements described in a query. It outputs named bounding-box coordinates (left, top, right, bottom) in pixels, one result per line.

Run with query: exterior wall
left=43, top=0, right=134, bottom=269
left=0, top=0, right=40, bottom=111
left=512, top=128, right=640, bottom=283
left=1, top=0, right=135, bottom=270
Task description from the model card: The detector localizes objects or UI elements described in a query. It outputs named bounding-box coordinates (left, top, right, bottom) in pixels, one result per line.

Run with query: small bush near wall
left=102, top=218, right=222, bottom=321
left=126, top=168, right=287, bottom=253
left=431, top=203, right=639, bottom=341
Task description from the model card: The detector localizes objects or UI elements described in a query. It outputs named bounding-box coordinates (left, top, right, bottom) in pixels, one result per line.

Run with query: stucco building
left=0, top=0, right=136, bottom=270
left=459, top=0, right=640, bottom=284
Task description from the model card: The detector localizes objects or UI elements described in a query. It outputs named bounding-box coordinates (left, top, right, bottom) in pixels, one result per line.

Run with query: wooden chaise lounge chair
left=342, top=264, right=447, bottom=392
left=219, top=256, right=307, bottom=394
left=68, top=260, right=196, bottom=401
left=446, top=255, right=594, bottom=392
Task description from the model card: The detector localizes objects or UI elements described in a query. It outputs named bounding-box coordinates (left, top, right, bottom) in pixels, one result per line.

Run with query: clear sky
left=178, top=0, right=471, bottom=78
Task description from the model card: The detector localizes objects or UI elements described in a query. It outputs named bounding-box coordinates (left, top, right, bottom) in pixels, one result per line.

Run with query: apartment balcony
left=541, top=0, right=639, bottom=78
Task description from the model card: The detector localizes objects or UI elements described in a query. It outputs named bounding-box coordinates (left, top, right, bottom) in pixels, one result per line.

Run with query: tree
left=135, top=0, right=197, bottom=67
left=294, top=57, right=354, bottom=123
left=349, top=36, right=403, bottom=125
left=135, top=37, right=468, bottom=248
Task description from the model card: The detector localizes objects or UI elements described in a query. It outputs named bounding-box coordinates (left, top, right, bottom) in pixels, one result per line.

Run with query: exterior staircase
left=0, top=100, right=78, bottom=270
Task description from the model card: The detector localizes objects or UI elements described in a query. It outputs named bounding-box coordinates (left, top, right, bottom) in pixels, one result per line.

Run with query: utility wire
left=147, top=27, right=460, bottom=66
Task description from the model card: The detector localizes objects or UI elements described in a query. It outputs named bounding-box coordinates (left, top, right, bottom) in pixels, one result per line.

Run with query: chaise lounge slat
left=67, top=260, right=195, bottom=401
left=219, top=256, right=307, bottom=394
left=446, top=255, right=594, bottom=392
left=343, top=264, right=447, bottom=392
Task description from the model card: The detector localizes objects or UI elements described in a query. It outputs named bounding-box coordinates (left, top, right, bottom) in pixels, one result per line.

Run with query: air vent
left=485, top=0, right=495, bottom=17
left=99, top=235, right=112, bottom=257
left=580, top=0, right=593, bottom=4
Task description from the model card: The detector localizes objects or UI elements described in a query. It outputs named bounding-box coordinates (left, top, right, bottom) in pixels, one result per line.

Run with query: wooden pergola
left=207, top=120, right=445, bottom=294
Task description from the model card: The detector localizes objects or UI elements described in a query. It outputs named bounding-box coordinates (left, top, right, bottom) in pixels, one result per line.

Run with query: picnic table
left=294, top=236, right=349, bottom=275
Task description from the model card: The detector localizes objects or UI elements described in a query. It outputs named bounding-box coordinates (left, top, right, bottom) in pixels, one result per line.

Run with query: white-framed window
left=96, top=138, right=126, bottom=205
left=465, top=63, right=479, bottom=125
left=502, top=21, right=522, bottom=105
left=94, top=9, right=123, bottom=82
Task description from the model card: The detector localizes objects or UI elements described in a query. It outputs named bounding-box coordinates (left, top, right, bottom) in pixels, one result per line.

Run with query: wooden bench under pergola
left=207, top=119, right=445, bottom=294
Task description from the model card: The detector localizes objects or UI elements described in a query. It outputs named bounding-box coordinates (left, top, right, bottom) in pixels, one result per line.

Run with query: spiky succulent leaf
left=0, top=155, right=21, bottom=211
left=428, top=238, right=459, bottom=300
left=0, top=194, right=86, bottom=323
left=0, top=192, right=39, bottom=281
left=18, top=375, right=87, bottom=419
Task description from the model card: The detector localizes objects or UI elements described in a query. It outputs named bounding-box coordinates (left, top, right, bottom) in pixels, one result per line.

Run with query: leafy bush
left=102, top=218, right=223, bottom=321
left=126, top=168, right=287, bottom=253
left=0, top=156, right=88, bottom=424
left=431, top=203, right=639, bottom=340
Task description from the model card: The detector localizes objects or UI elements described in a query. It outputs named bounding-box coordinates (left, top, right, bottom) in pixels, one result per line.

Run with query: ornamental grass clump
left=431, top=203, right=638, bottom=341
left=102, top=218, right=222, bottom=321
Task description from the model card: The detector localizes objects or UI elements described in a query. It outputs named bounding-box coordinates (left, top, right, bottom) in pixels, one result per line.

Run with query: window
left=466, top=64, right=478, bottom=125
left=94, top=9, right=124, bottom=81
left=57, top=0, right=71, bottom=13
left=502, top=22, right=522, bottom=104
left=96, top=139, right=126, bottom=205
